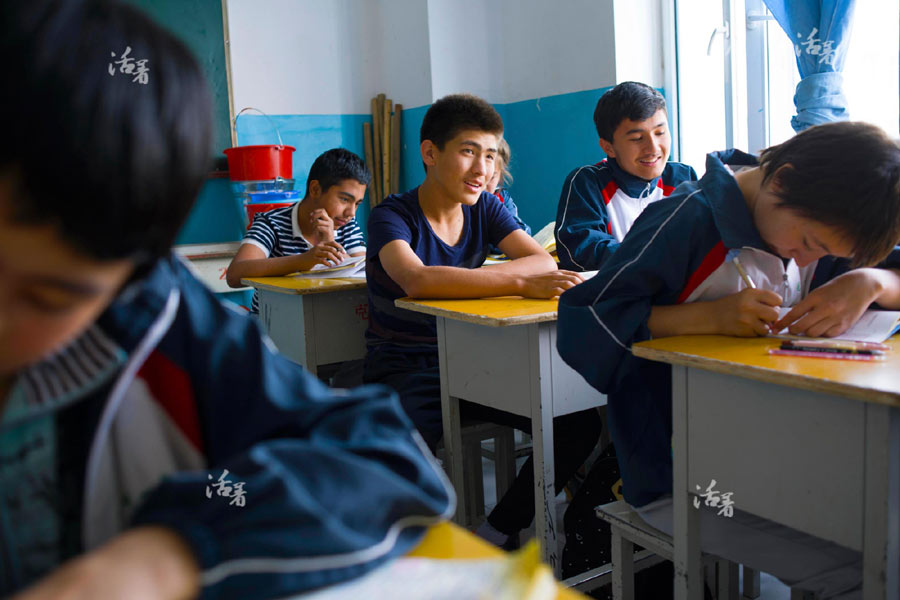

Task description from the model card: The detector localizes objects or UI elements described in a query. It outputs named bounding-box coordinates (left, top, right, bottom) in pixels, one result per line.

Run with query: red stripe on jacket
left=657, top=178, right=676, bottom=195
left=137, top=350, right=204, bottom=453
left=677, top=241, right=727, bottom=303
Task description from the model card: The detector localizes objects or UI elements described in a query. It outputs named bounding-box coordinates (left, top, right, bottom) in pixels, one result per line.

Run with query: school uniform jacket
left=9, top=254, right=453, bottom=599
left=555, top=157, right=698, bottom=271
left=557, top=150, right=900, bottom=507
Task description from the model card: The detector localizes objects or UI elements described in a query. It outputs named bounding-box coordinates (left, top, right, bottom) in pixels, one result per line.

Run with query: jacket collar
left=701, top=150, right=769, bottom=251
left=605, top=157, right=661, bottom=198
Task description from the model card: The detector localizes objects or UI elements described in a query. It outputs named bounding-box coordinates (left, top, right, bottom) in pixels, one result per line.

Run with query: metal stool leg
left=611, top=527, right=635, bottom=600
left=742, top=566, right=760, bottom=599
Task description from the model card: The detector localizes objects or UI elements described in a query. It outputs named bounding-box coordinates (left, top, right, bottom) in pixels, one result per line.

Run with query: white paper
left=774, top=308, right=900, bottom=343
left=293, top=256, right=366, bottom=279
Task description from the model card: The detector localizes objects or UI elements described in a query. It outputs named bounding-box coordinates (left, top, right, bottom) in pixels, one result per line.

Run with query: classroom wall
left=218, top=0, right=664, bottom=238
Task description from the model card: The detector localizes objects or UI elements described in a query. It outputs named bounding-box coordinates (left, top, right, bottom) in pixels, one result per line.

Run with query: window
left=674, top=0, right=899, bottom=172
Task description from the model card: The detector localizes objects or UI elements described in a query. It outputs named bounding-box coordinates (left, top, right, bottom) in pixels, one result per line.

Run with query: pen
left=781, top=339, right=890, bottom=352
left=731, top=256, right=756, bottom=289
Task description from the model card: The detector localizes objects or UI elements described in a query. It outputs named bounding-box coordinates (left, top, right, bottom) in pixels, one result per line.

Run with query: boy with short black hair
left=558, top=121, right=900, bottom=596
left=555, top=81, right=697, bottom=271
left=363, top=93, right=601, bottom=549
left=226, top=147, right=370, bottom=313
left=0, top=1, right=451, bottom=598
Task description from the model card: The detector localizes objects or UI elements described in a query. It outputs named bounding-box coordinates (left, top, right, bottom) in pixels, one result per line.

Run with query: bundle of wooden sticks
left=363, top=94, right=401, bottom=207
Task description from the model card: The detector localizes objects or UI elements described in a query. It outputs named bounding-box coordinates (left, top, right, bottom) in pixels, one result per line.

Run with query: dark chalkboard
left=123, top=0, right=232, bottom=157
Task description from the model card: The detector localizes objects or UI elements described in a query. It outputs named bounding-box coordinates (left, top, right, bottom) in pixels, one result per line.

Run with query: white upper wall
left=227, top=0, right=431, bottom=115
left=426, top=0, right=504, bottom=101
left=226, top=0, right=659, bottom=114
left=612, top=0, right=665, bottom=87
left=497, top=0, right=617, bottom=104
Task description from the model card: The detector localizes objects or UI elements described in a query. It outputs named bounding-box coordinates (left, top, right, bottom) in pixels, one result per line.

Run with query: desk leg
left=862, top=404, right=899, bottom=600
left=672, top=365, right=703, bottom=600
left=437, top=317, right=466, bottom=526
left=531, top=323, right=559, bottom=575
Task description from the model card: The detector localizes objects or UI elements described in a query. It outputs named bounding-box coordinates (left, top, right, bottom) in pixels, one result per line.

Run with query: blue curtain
left=762, top=0, right=856, bottom=131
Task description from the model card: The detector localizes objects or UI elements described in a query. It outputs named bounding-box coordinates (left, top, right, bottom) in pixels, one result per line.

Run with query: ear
left=768, top=163, right=793, bottom=193
left=598, top=138, right=616, bottom=159
left=308, top=179, right=322, bottom=200
left=420, top=140, right=438, bottom=169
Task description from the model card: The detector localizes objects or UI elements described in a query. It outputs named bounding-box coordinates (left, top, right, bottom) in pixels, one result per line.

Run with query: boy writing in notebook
left=226, top=148, right=369, bottom=314
left=363, top=93, right=601, bottom=549
left=1, top=2, right=451, bottom=598
left=558, top=121, right=900, bottom=597
left=555, top=81, right=697, bottom=272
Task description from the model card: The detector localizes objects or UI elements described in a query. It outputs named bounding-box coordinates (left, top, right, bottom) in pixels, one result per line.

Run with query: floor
left=478, top=447, right=793, bottom=599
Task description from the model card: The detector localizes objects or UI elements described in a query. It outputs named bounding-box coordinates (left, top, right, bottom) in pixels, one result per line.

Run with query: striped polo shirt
left=242, top=202, right=366, bottom=314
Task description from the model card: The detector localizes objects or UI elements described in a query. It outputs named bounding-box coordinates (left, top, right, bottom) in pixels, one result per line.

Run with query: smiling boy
left=558, top=121, right=900, bottom=596
left=364, top=94, right=601, bottom=549
left=555, top=81, right=697, bottom=272
left=226, top=148, right=369, bottom=313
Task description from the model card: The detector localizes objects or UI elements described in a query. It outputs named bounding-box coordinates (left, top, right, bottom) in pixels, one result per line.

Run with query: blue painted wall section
left=178, top=86, right=623, bottom=248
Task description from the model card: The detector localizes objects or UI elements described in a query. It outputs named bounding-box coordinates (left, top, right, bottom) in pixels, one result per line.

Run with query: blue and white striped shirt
left=242, top=202, right=366, bottom=314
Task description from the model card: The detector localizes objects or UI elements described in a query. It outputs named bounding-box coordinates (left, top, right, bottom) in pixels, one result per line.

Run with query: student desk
left=409, top=522, right=586, bottom=599
left=633, top=335, right=900, bottom=600
left=241, top=276, right=369, bottom=375
left=395, top=297, right=607, bottom=576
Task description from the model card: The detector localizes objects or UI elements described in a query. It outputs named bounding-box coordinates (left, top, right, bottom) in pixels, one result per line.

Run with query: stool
left=437, top=421, right=516, bottom=528
left=596, top=500, right=740, bottom=600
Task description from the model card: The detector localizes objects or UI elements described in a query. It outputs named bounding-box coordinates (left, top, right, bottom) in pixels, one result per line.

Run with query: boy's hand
left=520, top=270, right=584, bottom=299
left=775, top=270, right=880, bottom=337
left=11, top=526, right=199, bottom=600
left=301, top=240, right=347, bottom=268
left=309, top=208, right=335, bottom=242
left=712, top=288, right=782, bottom=337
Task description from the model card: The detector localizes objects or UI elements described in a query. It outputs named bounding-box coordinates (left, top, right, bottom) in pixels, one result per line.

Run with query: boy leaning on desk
left=225, top=148, right=370, bottom=314
left=558, top=121, right=900, bottom=598
left=362, top=93, right=603, bottom=552
left=0, top=1, right=453, bottom=598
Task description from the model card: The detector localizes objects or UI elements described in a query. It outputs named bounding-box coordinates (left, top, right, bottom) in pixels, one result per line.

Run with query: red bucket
left=225, top=145, right=295, bottom=181
left=226, top=107, right=295, bottom=181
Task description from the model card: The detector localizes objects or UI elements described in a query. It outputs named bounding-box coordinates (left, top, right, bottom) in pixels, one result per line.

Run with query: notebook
left=292, top=256, right=366, bottom=279
left=773, top=308, right=900, bottom=344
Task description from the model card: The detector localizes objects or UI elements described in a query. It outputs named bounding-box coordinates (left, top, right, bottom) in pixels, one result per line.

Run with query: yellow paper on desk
left=531, top=221, right=556, bottom=254
left=294, top=540, right=555, bottom=600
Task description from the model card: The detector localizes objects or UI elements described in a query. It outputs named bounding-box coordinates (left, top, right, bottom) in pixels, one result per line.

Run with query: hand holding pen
left=724, top=253, right=782, bottom=336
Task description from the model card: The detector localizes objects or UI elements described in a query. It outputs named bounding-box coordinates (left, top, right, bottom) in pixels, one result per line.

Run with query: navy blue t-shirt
left=366, top=188, right=519, bottom=353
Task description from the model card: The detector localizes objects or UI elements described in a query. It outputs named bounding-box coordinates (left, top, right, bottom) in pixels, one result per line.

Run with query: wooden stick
left=371, top=96, right=383, bottom=205
left=391, top=104, right=402, bottom=194
left=363, top=122, right=376, bottom=208
left=382, top=98, right=391, bottom=202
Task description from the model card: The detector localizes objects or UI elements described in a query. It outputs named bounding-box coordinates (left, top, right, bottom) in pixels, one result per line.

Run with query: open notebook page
left=773, top=307, right=900, bottom=343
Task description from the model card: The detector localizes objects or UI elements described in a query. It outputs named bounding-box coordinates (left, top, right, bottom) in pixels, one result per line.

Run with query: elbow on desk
left=225, top=266, right=245, bottom=289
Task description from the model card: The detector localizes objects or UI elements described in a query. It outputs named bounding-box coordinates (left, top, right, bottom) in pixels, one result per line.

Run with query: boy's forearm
left=226, top=254, right=311, bottom=287
left=402, top=265, right=526, bottom=298
left=867, top=267, right=900, bottom=308
left=648, top=301, right=722, bottom=338
left=482, top=253, right=557, bottom=275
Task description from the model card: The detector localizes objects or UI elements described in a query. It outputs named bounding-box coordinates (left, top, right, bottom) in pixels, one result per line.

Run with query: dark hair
left=497, top=137, right=513, bottom=187
left=304, top=148, right=371, bottom=196
left=759, top=121, right=900, bottom=267
left=593, top=82, right=667, bottom=142
left=0, top=0, right=213, bottom=263
left=420, top=94, right=503, bottom=149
